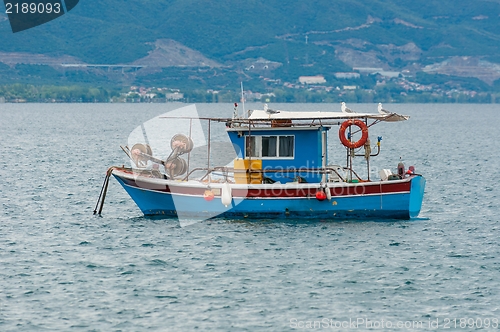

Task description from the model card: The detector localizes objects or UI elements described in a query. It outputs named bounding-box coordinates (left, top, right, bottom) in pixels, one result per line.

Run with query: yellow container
left=249, top=172, right=262, bottom=184
left=234, top=158, right=262, bottom=184
left=234, top=172, right=250, bottom=184
left=234, top=158, right=249, bottom=170
left=234, top=158, right=262, bottom=170
left=234, top=173, right=262, bottom=184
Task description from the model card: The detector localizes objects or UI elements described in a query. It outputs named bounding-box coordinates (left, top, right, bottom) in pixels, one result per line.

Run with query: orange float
left=203, top=190, right=215, bottom=201
left=315, top=191, right=327, bottom=201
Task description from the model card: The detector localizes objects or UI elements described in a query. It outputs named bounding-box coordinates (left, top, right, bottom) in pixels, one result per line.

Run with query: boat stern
left=409, top=175, right=426, bottom=218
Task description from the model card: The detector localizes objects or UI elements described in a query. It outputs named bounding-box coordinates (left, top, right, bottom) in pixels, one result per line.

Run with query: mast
left=240, top=82, right=246, bottom=119
left=321, top=129, right=327, bottom=183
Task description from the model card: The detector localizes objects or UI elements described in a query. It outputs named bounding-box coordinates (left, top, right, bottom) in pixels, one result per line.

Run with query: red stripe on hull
left=116, top=172, right=412, bottom=199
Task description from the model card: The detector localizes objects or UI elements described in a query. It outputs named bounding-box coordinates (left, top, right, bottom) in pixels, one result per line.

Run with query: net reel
left=165, top=157, right=188, bottom=178
left=162, top=134, right=193, bottom=178
left=130, top=143, right=153, bottom=168
left=128, top=134, right=193, bottom=178
left=170, top=134, right=194, bottom=156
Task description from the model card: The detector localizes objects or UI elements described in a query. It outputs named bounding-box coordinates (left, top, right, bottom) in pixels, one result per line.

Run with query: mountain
left=2, top=0, right=500, bottom=90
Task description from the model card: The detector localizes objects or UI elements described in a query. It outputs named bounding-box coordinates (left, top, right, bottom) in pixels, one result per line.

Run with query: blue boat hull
left=113, top=171, right=425, bottom=220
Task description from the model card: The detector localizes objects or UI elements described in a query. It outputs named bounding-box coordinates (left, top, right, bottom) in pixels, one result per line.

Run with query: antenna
left=305, top=35, right=309, bottom=65
left=240, top=82, right=246, bottom=119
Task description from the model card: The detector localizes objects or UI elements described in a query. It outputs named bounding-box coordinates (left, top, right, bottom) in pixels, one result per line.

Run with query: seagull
left=264, top=103, right=280, bottom=115
left=341, top=102, right=354, bottom=113
left=378, top=103, right=391, bottom=115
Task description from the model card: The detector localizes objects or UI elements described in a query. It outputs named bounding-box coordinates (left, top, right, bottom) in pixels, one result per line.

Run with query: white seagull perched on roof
left=264, top=103, right=280, bottom=115
left=378, top=103, right=391, bottom=115
left=341, top=102, right=354, bottom=113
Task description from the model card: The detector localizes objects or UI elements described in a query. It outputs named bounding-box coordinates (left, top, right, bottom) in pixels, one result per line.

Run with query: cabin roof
left=248, top=110, right=408, bottom=122
left=160, top=103, right=409, bottom=125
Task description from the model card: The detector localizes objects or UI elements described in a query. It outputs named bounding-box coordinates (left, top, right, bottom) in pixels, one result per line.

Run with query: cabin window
left=245, top=135, right=294, bottom=158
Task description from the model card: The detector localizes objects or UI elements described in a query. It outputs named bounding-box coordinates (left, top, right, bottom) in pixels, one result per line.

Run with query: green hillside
left=2, top=0, right=500, bottom=63
left=2, top=0, right=500, bottom=101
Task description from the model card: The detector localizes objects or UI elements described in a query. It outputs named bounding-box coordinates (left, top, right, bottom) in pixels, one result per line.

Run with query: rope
left=364, top=139, right=372, bottom=160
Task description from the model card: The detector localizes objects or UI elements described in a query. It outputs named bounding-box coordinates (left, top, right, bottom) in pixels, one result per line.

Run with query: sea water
left=0, top=103, right=499, bottom=331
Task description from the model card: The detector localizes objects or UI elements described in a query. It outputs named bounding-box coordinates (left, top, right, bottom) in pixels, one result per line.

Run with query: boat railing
left=181, top=165, right=364, bottom=183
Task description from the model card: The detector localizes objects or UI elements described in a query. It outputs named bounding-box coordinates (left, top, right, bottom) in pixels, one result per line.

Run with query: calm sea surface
left=0, top=103, right=499, bottom=331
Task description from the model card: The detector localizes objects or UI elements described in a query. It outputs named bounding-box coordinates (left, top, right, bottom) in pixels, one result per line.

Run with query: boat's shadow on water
left=129, top=214, right=430, bottom=228
left=226, top=217, right=430, bottom=227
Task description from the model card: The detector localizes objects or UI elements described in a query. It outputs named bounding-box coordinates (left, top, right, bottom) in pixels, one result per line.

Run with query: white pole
left=240, top=82, right=246, bottom=118
left=322, top=130, right=327, bottom=183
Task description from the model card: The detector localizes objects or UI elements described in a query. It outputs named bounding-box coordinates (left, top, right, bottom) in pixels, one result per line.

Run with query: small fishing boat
left=95, top=103, right=425, bottom=221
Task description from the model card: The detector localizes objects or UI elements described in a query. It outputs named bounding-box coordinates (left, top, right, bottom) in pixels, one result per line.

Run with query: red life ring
left=339, top=119, right=369, bottom=149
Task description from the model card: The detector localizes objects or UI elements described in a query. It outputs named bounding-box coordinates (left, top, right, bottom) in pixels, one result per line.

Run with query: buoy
left=203, top=189, right=215, bottom=201
left=221, top=182, right=232, bottom=207
left=315, top=191, right=327, bottom=201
